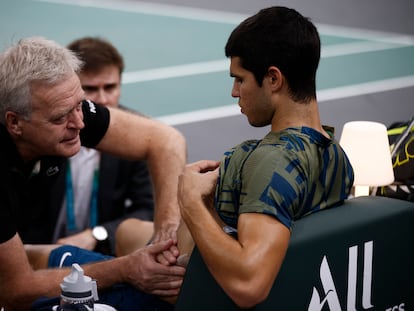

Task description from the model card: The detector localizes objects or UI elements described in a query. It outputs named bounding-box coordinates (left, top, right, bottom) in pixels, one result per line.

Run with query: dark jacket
left=19, top=153, right=154, bottom=254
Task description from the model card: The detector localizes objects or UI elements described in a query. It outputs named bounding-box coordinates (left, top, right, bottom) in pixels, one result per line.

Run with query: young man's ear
left=267, top=66, right=283, bottom=91
left=5, top=111, right=23, bottom=135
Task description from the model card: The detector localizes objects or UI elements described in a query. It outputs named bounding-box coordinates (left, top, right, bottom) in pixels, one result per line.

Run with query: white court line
left=123, top=59, right=229, bottom=83
left=35, top=0, right=246, bottom=24
left=35, top=0, right=414, bottom=43
left=317, top=24, right=414, bottom=45
left=321, top=40, right=410, bottom=58
left=317, top=75, right=414, bottom=102
left=123, top=40, right=409, bottom=83
left=157, top=75, right=414, bottom=125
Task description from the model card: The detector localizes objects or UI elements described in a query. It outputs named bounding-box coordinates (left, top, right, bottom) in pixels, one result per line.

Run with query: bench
left=175, top=196, right=414, bottom=310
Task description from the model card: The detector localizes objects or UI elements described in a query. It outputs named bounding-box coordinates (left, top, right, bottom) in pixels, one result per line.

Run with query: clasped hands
left=142, top=160, right=220, bottom=297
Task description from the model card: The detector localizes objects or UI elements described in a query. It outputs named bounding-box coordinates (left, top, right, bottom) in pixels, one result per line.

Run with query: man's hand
left=178, top=160, right=220, bottom=220
left=152, top=225, right=180, bottom=266
left=125, top=239, right=186, bottom=296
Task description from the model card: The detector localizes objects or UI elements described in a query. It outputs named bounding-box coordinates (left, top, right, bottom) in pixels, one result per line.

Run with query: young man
left=20, top=37, right=155, bottom=255
left=34, top=7, right=355, bottom=309
left=176, top=6, right=354, bottom=309
left=0, top=36, right=185, bottom=310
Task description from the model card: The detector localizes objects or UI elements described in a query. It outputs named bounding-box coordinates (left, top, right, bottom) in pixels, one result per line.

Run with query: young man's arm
left=177, top=161, right=291, bottom=309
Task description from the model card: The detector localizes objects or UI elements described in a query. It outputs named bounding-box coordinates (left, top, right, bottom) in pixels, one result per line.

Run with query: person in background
left=22, top=37, right=155, bottom=255
left=116, top=6, right=354, bottom=308
left=0, top=36, right=185, bottom=310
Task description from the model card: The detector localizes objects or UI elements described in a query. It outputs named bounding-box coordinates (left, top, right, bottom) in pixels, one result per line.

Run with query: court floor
left=1, top=0, right=414, bottom=160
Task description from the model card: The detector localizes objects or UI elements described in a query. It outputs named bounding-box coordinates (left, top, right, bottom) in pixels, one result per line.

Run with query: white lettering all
left=308, top=241, right=374, bottom=311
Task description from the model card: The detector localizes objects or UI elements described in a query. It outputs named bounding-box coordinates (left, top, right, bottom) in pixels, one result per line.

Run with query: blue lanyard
left=65, top=162, right=99, bottom=233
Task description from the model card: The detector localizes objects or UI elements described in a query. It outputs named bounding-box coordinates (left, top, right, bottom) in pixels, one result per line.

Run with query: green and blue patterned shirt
left=215, top=126, right=354, bottom=230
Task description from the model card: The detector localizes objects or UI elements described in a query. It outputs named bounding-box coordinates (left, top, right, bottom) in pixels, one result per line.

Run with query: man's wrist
left=92, top=226, right=111, bottom=254
left=154, top=221, right=179, bottom=238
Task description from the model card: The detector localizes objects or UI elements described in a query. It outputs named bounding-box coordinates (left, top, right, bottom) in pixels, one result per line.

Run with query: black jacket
left=19, top=154, right=154, bottom=254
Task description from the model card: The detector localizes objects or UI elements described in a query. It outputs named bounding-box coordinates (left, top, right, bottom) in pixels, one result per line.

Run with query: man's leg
left=115, top=219, right=154, bottom=256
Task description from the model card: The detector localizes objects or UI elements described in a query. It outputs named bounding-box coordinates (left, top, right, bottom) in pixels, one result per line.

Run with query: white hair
left=0, top=36, right=83, bottom=124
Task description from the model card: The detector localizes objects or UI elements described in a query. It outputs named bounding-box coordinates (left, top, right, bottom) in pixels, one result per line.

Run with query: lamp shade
left=339, top=121, right=394, bottom=187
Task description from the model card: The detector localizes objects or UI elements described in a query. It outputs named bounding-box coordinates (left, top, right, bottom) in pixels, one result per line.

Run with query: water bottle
left=59, top=263, right=98, bottom=311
